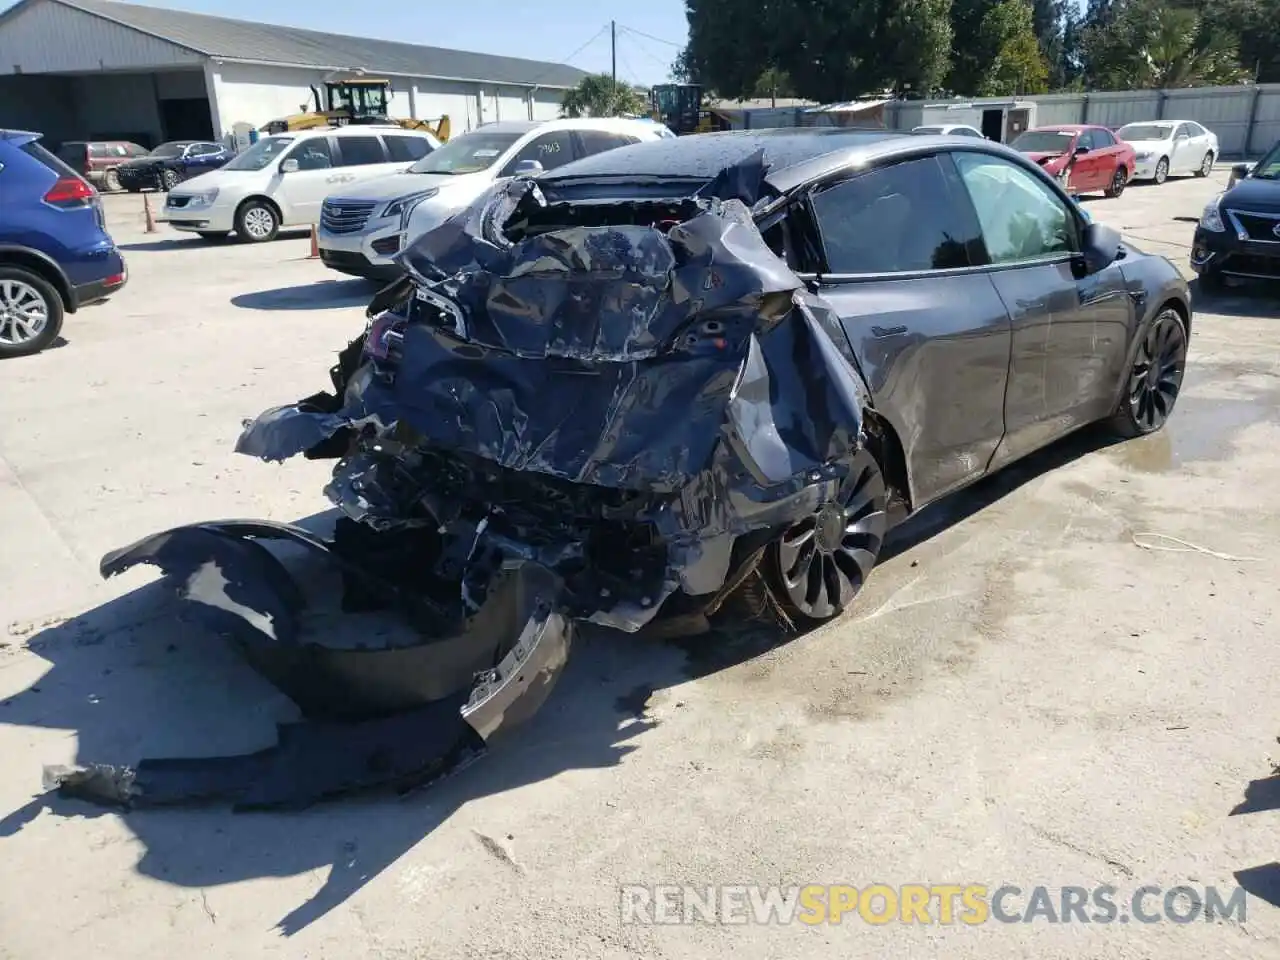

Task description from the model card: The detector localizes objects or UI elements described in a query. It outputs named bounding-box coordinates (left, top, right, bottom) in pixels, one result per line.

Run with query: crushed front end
left=49, top=151, right=874, bottom=810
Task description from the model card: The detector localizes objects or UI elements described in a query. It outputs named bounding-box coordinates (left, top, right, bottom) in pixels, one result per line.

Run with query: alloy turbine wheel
left=0, top=279, right=49, bottom=345
left=1154, top=158, right=1168, bottom=184
left=1128, top=310, right=1186, bottom=432
left=771, top=448, right=888, bottom=621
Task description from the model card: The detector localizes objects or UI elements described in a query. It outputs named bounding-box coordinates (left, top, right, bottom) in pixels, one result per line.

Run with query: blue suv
left=0, top=129, right=128, bottom=357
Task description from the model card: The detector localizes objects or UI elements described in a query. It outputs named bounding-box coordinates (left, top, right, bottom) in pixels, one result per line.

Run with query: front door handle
left=871, top=324, right=907, bottom=338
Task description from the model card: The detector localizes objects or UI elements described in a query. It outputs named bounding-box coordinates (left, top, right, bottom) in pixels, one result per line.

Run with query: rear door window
left=385, top=135, right=433, bottom=162
left=1092, top=128, right=1116, bottom=147
left=576, top=130, right=639, bottom=157
left=334, top=136, right=387, bottom=167
left=809, top=154, right=983, bottom=274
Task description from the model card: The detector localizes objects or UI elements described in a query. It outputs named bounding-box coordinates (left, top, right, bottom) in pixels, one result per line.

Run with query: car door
left=274, top=135, right=341, bottom=224
left=950, top=151, right=1133, bottom=465
left=801, top=152, right=1014, bottom=506
left=1069, top=130, right=1103, bottom=191
left=1172, top=123, right=1201, bottom=174
left=498, top=129, right=581, bottom=177
left=1090, top=128, right=1126, bottom=186
left=333, top=134, right=393, bottom=187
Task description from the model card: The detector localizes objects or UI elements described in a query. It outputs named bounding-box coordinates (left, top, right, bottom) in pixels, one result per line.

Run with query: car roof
left=542, top=128, right=902, bottom=186
left=468, top=117, right=664, bottom=136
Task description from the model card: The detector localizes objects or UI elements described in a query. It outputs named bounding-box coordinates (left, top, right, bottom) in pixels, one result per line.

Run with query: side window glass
left=809, top=155, right=981, bottom=274
left=1076, top=131, right=1095, bottom=151
left=578, top=130, right=634, bottom=156
left=291, top=137, right=335, bottom=170
left=385, top=135, right=432, bottom=161
left=335, top=136, right=385, bottom=167
left=953, top=153, right=1076, bottom=264
left=1093, top=129, right=1114, bottom=147
left=502, top=130, right=576, bottom=175
left=87, top=143, right=106, bottom=158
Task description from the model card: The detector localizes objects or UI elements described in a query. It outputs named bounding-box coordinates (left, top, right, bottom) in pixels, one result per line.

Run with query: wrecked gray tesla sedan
left=49, top=129, right=1192, bottom=809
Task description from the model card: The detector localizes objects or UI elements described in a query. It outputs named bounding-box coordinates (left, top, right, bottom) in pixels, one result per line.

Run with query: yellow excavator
left=263, top=76, right=451, bottom=141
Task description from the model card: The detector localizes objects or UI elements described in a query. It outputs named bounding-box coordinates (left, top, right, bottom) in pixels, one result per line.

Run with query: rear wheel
left=765, top=447, right=888, bottom=623
left=1107, top=307, right=1187, bottom=438
left=235, top=201, right=280, bottom=243
left=103, top=168, right=121, bottom=192
left=1104, top=166, right=1128, bottom=198
left=0, top=266, right=64, bottom=358
left=1196, top=152, right=1214, bottom=177
left=1153, top=157, right=1169, bottom=185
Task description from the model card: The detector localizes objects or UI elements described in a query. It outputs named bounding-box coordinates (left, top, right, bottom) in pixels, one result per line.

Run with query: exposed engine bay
left=43, top=150, right=887, bottom=810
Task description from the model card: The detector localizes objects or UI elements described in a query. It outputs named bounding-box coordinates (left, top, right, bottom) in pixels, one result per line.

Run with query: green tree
left=560, top=74, right=651, bottom=118
left=1082, top=0, right=1245, bottom=88
left=682, top=0, right=952, bottom=103
left=979, top=0, right=1051, bottom=94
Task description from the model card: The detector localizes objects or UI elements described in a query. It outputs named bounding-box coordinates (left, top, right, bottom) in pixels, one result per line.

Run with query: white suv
left=157, top=125, right=441, bottom=243
left=316, top=117, right=670, bottom=279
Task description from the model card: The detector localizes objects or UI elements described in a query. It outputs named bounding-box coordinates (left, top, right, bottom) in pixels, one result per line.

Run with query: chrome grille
left=1226, top=209, right=1280, bottom=243
left=321, top=199, right=378, bottom=234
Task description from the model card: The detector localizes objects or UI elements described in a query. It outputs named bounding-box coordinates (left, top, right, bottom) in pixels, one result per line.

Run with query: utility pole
left=611, top=21, right=617, bottom=88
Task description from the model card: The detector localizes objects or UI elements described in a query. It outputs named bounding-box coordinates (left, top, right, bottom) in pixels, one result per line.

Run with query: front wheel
left=235, top=201, right=280, bottom=243
left=161, top=168, right=180, bottom=191
left=1195, top=152, right=1214, bottom=177
left=1107, top=308, right=1188, bottom=438
left=1104, top=166, right=1128, bottom=198
left=0, top=266, right=64, bottom=358
left=765, top=447, right=888, bottom=623
left=1153, top=157, right=1169, bottom=185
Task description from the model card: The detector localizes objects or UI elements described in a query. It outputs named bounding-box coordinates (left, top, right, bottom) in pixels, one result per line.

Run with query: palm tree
left=560, top=73, right=650, bottom=118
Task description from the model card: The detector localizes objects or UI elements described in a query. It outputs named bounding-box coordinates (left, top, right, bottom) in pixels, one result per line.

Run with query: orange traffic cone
left=143, top=192, right=156, bottom=233
left=308, top=224, right=320, bottom=259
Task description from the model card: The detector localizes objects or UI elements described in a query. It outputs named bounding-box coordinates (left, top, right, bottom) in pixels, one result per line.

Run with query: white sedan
left=1115, top=120, right=1219, bottom=184
left=911, top=124, right=987, bottom=138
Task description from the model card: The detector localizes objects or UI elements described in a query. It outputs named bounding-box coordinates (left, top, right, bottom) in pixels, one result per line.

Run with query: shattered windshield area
left=1010, top=130, right=1076, bottom=154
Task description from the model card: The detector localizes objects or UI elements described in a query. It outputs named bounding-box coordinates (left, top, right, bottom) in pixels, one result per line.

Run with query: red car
left=1008, top=124, right=1136, bottom=198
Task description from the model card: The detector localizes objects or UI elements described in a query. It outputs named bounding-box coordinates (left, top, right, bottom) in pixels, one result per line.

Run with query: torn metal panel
left=71, top=150, right=872, bottom=810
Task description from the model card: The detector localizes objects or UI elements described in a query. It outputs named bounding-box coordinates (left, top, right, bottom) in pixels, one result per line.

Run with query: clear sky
left=2, top=0, right=692, bottom=84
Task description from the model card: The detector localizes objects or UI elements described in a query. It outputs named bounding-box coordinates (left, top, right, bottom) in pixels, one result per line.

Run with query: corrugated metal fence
left=734, top=83, right=1280, bottom=158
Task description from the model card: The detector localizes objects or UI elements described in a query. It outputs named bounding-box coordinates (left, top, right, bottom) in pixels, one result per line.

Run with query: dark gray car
left=53, top=128, right=1191, bottom=811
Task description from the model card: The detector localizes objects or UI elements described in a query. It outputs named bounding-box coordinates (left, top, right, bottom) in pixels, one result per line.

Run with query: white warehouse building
left=0, top=0, right=589, bottom=147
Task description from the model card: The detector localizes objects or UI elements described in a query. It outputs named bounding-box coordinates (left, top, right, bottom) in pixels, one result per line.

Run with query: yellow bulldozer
left=263, top=76, right=451, bottom=141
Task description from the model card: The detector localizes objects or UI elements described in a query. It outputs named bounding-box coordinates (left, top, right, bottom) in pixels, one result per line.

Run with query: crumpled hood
left=1022, top=150, right=1067, bottom=168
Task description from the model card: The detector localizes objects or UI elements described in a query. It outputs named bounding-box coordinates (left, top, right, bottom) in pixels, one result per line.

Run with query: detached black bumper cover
left=47, top=521, right=571, bottom=810
left=52, top=150, right=870, bottom=810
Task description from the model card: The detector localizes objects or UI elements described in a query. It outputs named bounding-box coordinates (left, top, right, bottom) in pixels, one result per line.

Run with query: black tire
left=234, top=200, right=280, bottom=243
left=0, top=265, right=65, bottom=359
left=161, top=168, right=180, bottom=191
left=765, top=446, right=888, bottom=623
left=1153, top=157, right=1169, bottom=185
left=1195, top=152, right=1214, bottom=177
left=1104, top=166, right=1128, bottom=198
left=1107, top=307, right=1188, bottom=439
left=197, top=231, right=230, bottom=242
left=103, top=168, right=121, bottom=192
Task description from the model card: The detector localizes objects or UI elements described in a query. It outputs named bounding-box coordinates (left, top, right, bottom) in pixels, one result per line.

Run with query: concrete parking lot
left=1, top=173, right=1278, bottom=960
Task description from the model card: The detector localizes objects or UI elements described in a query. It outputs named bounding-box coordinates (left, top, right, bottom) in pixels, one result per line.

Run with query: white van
left=316, top=117, right=671, bottom=279
left=157, top=125, right=441, bottom=243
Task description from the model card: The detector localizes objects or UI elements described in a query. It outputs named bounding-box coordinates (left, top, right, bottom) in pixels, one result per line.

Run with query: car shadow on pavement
left=117, top=236, right=231, bottom=252
left=232, top=279, right=380, bottom=312
left=0, top=515, right=688, bottom=934
left=1193, top=280, right=1280, bottom=319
